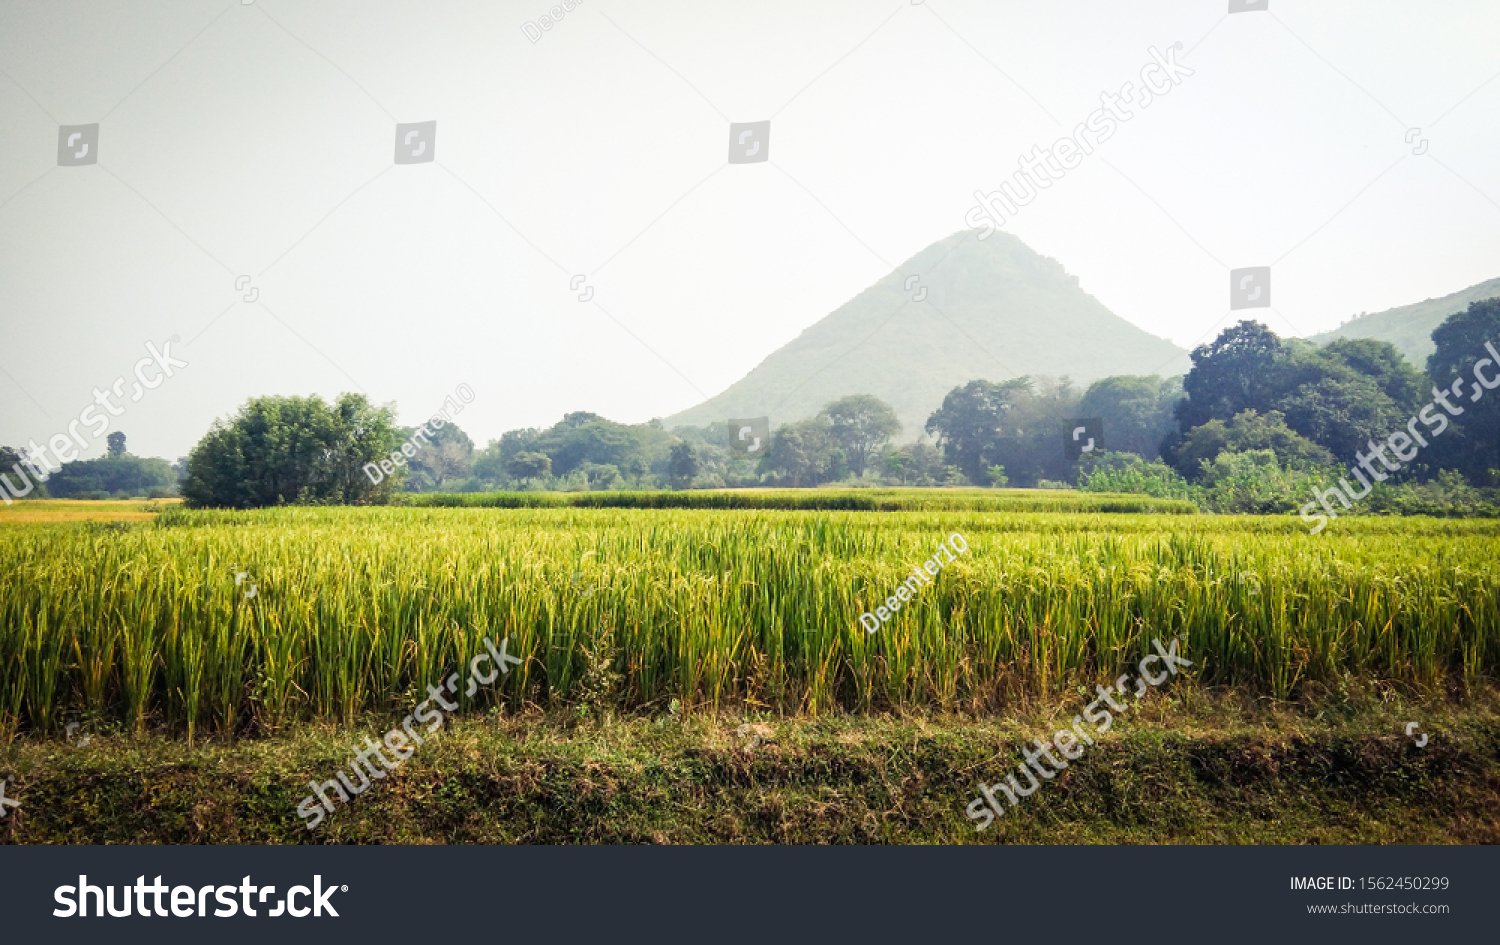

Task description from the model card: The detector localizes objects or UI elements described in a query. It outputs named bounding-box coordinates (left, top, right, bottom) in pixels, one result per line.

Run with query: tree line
left=5, top=298, right=1494, bottom=510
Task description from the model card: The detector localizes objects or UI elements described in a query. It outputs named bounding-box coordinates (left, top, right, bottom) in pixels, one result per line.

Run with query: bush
left=1080, top=456, right=1197, bottom=500
left=182, top=393, right=401, bottom=509
left=1362, top=470, right=1500, bottom=518
left=1196, top=449, right=1319, bottom=514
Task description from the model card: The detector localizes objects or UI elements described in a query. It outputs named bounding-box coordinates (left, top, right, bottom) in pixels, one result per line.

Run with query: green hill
left=667, top=231, right=1187, bottom=439
left=1307, top=276, right=1500, bottom=368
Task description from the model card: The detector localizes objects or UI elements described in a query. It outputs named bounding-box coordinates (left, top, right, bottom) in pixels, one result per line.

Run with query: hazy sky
left=2, top=0, right=1498, bottom=460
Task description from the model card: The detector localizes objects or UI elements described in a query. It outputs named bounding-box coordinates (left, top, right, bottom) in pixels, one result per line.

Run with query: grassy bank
left=2, top=692, right=1495, bottom=844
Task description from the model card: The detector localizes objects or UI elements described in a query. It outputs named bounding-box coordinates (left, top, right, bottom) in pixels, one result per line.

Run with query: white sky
left=2, top=0, right=1497, bottom=460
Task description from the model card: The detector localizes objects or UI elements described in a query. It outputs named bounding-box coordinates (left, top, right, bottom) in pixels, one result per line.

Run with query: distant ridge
left=667, top=231, right=1187, bottom=438
left=1307, top=276, right=1500, bottom=367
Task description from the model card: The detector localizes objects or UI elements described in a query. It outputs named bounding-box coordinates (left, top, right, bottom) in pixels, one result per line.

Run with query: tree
left=759, top=418, right=846, bottom=487
left=885, top=451, right=908, bottom=484
left=0, top=444, right=45, bottom=499
left=577, top=461, right=622, bottom=490
left=1173, top=409, right=1335, bottom=478
left=925, top=378, right=1032, bottom=484
left=1320, top=337, right=1425, bottom=413
left=1272, top=371, right=1408, bottom=463
left=818, top=394, right=901, bottom=477
left=668, top=441, right=698, bottom=488
left=180, top=393, right=400, bottom=508
left=504, top=451, right=552, bottom=483
left=496, top=428, right=544, bottom=469
left=878, top=442, right=946, bottom=486
left=1175, top=321, right=1287, bottom=432
left=1168, top=322, right=1424, bottom=471
left=624, top=456, right=647, bottom=487
left=1426, top=297, right=1500, bottom=481
left=106, top=431, right=127, bottom=456
left=924, top=376, right=1081, bottom=487
left=405, top=422, right=474, bottom=491
left=43, top=453, right=177, bottom=498
left=986, top=465, right=1009, bottom=488
left=984, top=376, right=1081, bottom=486
left=1077, top=375, right=1181, bottom=460
left=535, top=412, right=646, bottom=477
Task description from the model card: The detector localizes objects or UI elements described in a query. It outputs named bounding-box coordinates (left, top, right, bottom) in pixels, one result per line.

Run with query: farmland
left=3, top=495, right=1498, bottom=736
left=2, top=493, right=1497, bottom=843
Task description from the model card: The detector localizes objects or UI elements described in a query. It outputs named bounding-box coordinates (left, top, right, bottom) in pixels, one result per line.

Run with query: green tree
left=180, top=393, right=400, bottom=508
left=818, top=394, right=901, bottom=477
left=504, top=451, right=552, bottom=483
left=624, top=456, right=648, bottom=487
left=1271, top=370, right=1408, bottom=462
left=986, top=376, right=1081, bottom=486
left=471, top=439, right=507, bottom=484
left=577, top=461, right=622, bottom=490
left=668, top=441, right=698, bottom=488
left=404, top=422, right=474, bottom=491
left=1175, top=320, right=1287, bottom=432
left=496, top=428, right=544, bottom=469
left=1079, top=454, right=1196, bottom=500
left=1077, top=375, right=1181, bottom=460
left=1320, top=337, right=1425, bottom=413
left=1167, top=322, right=1421, bottom=472
left=759, top=418, right=846, bottom=487
left=106, top=431, right=127, bottom=456
left=0, top=444, right=46, bottom=498
left=885, top=451, right=908, bottom=484
left=1174, top=409, right=1335, bottom=477
left=880, top=442, right=947, bottom=486
left=44, top=453, right=178, bottom=498
left=925, top=378, right=1031, bottom=484
left=536, top=412, right=646, bottom=477
left=1426, top=297, right=1500, bottom=481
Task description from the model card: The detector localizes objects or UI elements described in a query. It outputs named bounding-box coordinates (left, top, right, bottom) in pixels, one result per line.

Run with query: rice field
left=2, top=502, right=1497, bottom=742
left=0, top=498, right=178, bottom=524
left=401, top=487, right=1196, bottom=514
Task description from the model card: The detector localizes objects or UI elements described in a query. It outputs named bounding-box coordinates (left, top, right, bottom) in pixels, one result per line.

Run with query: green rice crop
left=1, top=506, right=1497, bottom=740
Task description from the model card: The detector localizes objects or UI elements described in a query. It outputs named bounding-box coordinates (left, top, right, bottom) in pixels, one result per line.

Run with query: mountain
left=1307, top=276, right=1500, bottom=368
left=666, top=231, right=1188, bottom=440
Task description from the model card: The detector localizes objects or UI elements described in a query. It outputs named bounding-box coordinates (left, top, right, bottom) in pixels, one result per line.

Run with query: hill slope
left=667, top=231, right=1187, bottom=439
left=1308, top=276, right=1500, bottom=367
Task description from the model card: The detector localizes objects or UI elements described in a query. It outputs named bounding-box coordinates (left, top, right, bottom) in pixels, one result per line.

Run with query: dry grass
left=0, top=498, right=178, bottom=524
